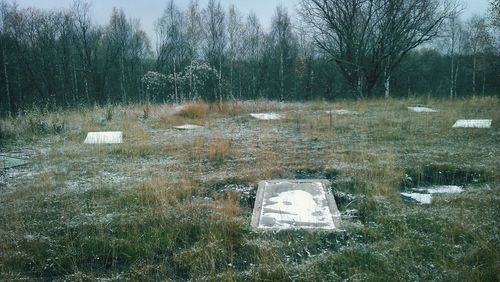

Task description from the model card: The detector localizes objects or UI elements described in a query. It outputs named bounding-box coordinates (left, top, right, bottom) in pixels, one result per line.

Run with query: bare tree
left=203, top=0, right=226, bottom=102
left=0, top=0, right=11, bottom=116
left=299, top=0, right=456, bottom=98
left=445, top=13, right=465, bottom=99
left=243, top=12, right=262, bottom=98
left=489, top=0, right=500, bottom=29
left=488, top=0, right=500, bottom=53
left=185, top=0, right=202, bottom=61
left=106, top=8, right=131, bottom=103
left=227, top=4, right=243, bottom=99
left=465, top=15, right=492, bottom=96
left=270, top=6, right=296, bottom=101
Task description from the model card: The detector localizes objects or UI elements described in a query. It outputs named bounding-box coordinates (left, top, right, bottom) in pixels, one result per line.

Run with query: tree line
left=0, top=0, right=499, bottom=117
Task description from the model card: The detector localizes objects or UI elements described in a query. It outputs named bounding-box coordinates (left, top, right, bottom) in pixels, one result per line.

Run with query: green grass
left=0, top=97, right=498, bottom=280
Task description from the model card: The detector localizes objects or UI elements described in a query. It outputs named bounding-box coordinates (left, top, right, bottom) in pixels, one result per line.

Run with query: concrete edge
left=0, top=155, right=30, bottom=169
left=250, top=180, right=267, bottom=230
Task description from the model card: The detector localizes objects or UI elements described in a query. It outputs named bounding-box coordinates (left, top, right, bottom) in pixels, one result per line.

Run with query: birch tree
left=270, top=6, right=296, bottom=101
left=299, top=0, right=456, bottom=98
left=203, top=0, right=226, bottom=102
left=465, top=15, right=492, bottom=96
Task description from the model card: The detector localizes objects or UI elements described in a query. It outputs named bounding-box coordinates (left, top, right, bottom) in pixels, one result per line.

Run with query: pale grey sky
left=13, top=0, right=490, bottom=42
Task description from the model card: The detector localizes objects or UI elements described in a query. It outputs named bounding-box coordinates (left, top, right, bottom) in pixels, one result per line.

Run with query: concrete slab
left=401, top=185, right=464, bottom=204
left=408, top=106, right=438, bottom=113
left=452, top=119, right=492, bottom=128
left=401, top=192, right=432, bottom=204
left=173, top=124, right=203, bottom=130
left=84, top=131, right=123, bottom=144
left=0, top=155, right=29, bottom=169
left=325, top=109, right=357, bottom=115
left=414, top=185, right=464, bottom=194
left=251, top=180, right=341, bottom=231
left=250, top=113, right=284, bottom=120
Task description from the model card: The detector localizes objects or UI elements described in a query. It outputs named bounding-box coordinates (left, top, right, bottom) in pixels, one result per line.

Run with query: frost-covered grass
left=0, top=97, right=499, bottom=280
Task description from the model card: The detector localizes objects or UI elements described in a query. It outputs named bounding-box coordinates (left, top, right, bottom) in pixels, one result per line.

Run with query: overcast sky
left=13, top=0, right=491, bottom=42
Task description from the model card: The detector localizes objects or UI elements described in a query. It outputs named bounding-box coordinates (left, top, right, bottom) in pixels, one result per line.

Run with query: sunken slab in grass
left=251, top=180, right=341, bottom=231
left=173, top=124, right=203, bottom=130
left=408, top=106, right=438, bottom=113
left=452, top=119, right=492, bottom=128
left=0, top=155, right=29, bottom=169
left=84, top=131, right=123, bottom=144
left=249, top=113, right=284, bottom=120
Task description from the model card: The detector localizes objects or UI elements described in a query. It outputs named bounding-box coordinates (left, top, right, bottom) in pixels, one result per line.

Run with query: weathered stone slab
left=250, top=113, right=284, bottom=120
left=84, top=131, right=123, bottom=144
left=408, top=106, right=438, bottom=113
left=173, top=124, right=203, bottom=130
left=401, top=185, right=464, bottom=204
left=0, top=155, right=29, bottom=169
left=401, top=192, right=432, bottom=204
left=325, top=109, right=357, bottom=115
left=414, top=185, right=464, bottom=194
left=452, top=119, right=492, bottom=128
left=251, top=180, right=341, bottom=231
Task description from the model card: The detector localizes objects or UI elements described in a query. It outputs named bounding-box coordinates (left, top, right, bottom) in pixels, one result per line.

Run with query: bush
left=177, top=102, right=209, bottom=119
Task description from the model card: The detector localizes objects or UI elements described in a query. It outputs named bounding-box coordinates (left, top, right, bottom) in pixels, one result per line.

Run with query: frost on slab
left=249, top=113, right=284, bottom=120
left=84, top=132, right=123, bottom=144
left=408, top=106, right=438, bottom=113
left=252, top=180, right=340, bottom=230
left=452, top=119, right=492, bottom=128
left=401, top=185, right=464, bottom=204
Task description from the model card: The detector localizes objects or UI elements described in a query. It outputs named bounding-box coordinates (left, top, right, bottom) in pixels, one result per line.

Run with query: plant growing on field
left=175, top=60, right=220, bottom=101
left=141, top=71, right=167, bottom=103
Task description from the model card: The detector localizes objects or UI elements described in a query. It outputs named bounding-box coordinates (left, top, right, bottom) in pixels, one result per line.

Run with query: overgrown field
left=0, top=97, right=499, bottom=281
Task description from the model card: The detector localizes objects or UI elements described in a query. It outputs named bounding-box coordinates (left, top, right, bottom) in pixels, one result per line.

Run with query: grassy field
left=0, top=97, right=498, bottom=281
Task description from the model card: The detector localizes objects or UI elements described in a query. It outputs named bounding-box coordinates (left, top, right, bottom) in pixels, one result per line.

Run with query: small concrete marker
left=408, top=106, right=438, bottom=113
left=251, top=180, right=341, bottom=231
left=401, top=185, right=464, bottom=204
left=173, top=124, right=203, bottom=130
left=325, top=109, right=357, bottom=115
left=415, top=185, right=464, bottom=194
left=84, top=131, right=123, bottom=144
left=250, top=113, right=284, bottom=120
left=401, top=192, right=432, bottom=204
left=452, top=119, right=492, bottom=128
left=0, top=155, right=29, bottom=169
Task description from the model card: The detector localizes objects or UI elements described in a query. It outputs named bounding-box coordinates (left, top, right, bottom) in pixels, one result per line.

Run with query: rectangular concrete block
left=173, top=124, right=203, bottom=130
left=452, top=119, right=492, bottom=128
left=250, top=113, right=284, bottom=120
left=1, top=155, right=29, bottom=169
left=325, top=109, right=357, bottom=115
left=251, top=180, right=341, bottom=231
left=408, top=106, right=438, bottom=113
left=84, top=131, right=123, bottom=144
